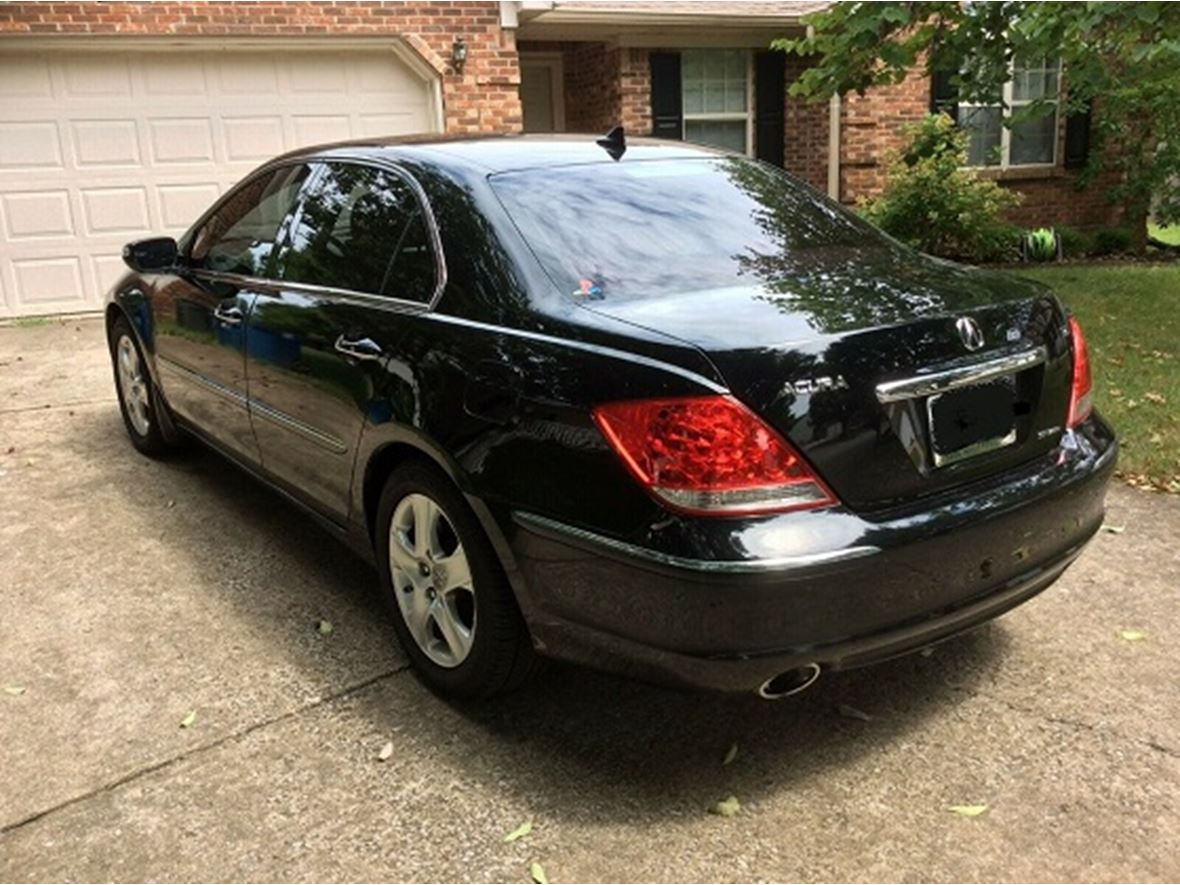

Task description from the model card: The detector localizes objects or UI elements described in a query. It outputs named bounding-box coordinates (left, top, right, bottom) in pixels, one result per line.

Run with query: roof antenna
left=596, top=125, right=626, bottom=161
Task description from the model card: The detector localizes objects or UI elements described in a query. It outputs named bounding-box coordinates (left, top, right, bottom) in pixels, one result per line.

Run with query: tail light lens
left=1067, top=316, right=1093, bottom=427
left=592, top=395, right=837, bottom=516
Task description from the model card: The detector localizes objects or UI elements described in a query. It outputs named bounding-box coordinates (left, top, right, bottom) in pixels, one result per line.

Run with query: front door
left=153, top=163, right=313, bottom=464
left=245, top=160, right=440, bottom=521
left=520, top=54, right=565, bottom=133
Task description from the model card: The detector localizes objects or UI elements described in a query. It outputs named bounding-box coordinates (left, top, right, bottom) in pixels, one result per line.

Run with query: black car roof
left=273, top=132, right=729, bottom=175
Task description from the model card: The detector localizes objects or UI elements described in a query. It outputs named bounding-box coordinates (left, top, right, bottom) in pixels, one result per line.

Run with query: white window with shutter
left=681, top=49, right=753, bottom=155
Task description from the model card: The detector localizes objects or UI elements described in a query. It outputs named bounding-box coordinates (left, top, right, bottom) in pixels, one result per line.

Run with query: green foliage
left=1091, top=226, right=1133, bottom=256
left=775, top=2, right=1180, bottom=252
left=1057, top=226, right=1094, bottom=258
left=1024, top=228, right=1059, bottom=262
left=860, top=114, right=1021, bottom=262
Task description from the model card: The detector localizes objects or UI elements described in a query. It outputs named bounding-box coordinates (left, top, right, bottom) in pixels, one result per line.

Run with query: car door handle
left=334, top=334, right=385, bottom=361
left=213, top=304, right=243, bottom=326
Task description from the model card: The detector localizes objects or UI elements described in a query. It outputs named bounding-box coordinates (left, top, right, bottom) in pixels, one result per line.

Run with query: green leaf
left=1117, top=629, right=1147, bottom=642
left=504, top=821, right=533, bottom=843
left=4, top=686, right=26, bottom=696
left=722, top=742, right=739, bottom=765
left=947, top=804, right=989, bottom=817
left=529, top=861, right=548, bottom=884
left=179, top=710, right=197, bottom=729
left=709, top=796, right=742, bottom=817
left=317, top=619, right=334, bottom=636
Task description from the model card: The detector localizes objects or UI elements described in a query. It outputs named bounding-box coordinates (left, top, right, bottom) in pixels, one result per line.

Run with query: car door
left=245, top=159, right=441, bottom=521
left=152, top=163, right=313, bottom=464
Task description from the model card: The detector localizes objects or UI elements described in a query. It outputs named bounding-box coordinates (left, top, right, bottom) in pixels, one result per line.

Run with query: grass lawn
left=1017, top=264, right=1179, bottom=493
left=1149, top=223, right=1180, bottom=246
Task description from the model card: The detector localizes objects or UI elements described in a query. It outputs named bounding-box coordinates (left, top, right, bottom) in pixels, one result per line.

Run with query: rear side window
left=272, top=162, right=437, bottom=302
left=189, top=164, right=311, bottom=277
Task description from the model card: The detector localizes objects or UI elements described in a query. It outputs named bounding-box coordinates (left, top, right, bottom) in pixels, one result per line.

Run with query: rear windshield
left=489, top=157, right=898, bottom=303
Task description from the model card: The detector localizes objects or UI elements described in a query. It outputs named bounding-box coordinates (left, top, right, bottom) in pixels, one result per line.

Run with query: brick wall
left=0, top=1, right=523, bottom=134
left=783, top=54, right=829, bottom=191
left=522, top=41, right=648, bottom=135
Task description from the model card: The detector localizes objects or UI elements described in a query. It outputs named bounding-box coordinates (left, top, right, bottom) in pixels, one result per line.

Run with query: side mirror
left=122, top=237, right=178, bottom=273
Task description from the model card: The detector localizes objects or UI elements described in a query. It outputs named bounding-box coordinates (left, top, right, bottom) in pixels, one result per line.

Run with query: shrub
left=1023, top=228, right=1060, bottom=262
left=861, top=114, right=1023, bottom=263
left=1091, top=227, right=1133, bottom=256
left=1057, top=226, right=1095, bottom=259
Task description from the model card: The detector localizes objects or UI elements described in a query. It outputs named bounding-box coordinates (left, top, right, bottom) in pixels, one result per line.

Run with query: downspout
left=827, top=92, right=841, bottom=201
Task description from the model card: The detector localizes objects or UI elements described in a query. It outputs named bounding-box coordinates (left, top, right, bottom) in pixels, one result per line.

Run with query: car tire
left=376, top=461, right=537, bottom=699
left=109, top=315, right=176, bottom=458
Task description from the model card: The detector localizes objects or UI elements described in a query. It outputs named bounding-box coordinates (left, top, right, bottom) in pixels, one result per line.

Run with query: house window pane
left=1013, top=58, right=1059, bottom=101
left=1010, top=111, right=1056, bottom=165
left=682, top=49, right=747, bottom=114
left=958, top=106, right=1002, bottom=166
left=685, top=119, right=746, bottom=153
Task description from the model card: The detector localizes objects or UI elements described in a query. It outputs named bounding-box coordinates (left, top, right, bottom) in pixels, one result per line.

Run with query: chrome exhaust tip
left=757, top=663, right=821, bottom=700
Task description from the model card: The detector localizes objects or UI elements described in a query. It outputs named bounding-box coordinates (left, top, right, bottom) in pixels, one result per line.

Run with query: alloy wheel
left=388, top=492, right=476, bottom=668
left=116, top=334, right=151, bottom=436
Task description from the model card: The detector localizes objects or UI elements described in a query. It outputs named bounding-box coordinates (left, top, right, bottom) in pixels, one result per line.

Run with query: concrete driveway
left=1, top=316, right=1177, bottom=883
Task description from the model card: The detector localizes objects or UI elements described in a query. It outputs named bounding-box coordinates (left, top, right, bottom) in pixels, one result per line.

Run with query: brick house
left=0, top=0, right=1115, bottom=318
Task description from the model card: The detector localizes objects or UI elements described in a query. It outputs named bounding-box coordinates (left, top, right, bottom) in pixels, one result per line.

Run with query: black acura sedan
left=106, top=132, right=1115, bottom=699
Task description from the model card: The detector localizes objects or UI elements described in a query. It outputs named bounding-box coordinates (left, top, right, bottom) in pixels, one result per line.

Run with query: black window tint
left=273, top=162, right=436, bottom=301
left=190, top=164, right=310, bottom=276
left=489, top=158, right=897, bottom=302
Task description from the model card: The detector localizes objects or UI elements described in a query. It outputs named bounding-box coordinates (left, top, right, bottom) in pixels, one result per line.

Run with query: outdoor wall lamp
left=451, top=37, right=468, bottom=74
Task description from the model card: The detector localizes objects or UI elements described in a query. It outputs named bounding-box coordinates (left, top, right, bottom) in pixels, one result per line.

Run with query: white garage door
left=0, top=43, right=441, bottom=318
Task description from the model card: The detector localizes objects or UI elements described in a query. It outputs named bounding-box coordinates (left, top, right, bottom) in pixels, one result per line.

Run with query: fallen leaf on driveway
left=316, top=620, right=334, bottom=635
left=529, top=861, right=548, bottom=884
left=504, top=821, right=533, bottom=842
left=4, top=446, right=13, bottom=454
left=180, top=710, right=197, bottom=728
left=4, top=686, right=26, bottom=696
left=1117, top=629, right=1147, bottom=642
left=1102, top=524, right=1126, bottom=534
left=166, top=499, right=176, bottom=508
left=377, top=741, right=394, bottom=762
left=722, top=742, right=739, bottom=765
left=947, top=804, right=988, bottom=817
left=838, top=703, right=872, bottom=722
left=709, top=796, right=741, bottom=817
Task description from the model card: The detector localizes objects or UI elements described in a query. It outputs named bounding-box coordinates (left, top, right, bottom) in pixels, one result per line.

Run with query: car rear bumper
left=506, top=418, right=1117, bottom=693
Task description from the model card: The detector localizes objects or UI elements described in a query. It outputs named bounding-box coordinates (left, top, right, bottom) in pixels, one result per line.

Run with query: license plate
left=926, top=380, right=1017, bottom=467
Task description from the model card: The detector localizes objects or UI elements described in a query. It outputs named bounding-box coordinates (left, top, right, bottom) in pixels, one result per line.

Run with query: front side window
left=271, top=162, right=436, bottom=301
left=681, top=49, right=750, bottom=154
left=188, top=164, right=311, bottom=276
left=957, top=58, right=1060, bottom=167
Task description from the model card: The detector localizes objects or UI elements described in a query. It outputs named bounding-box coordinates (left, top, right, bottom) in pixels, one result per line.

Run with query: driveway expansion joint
left=0, top=665, right=410, bottom=838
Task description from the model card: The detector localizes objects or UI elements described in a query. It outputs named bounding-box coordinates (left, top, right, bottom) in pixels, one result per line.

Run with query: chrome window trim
left=182, top=155, right=447, bottom=312
left=513, top=511, right=880, bottom=575
left=875, top=345, right=1048, bottom=404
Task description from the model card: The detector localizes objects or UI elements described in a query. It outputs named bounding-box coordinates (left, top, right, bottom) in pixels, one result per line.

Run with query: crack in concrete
left=948, top=682, right=1180, bottom=758
left=0, top=665, right=409, bottom=838
left=0, top=398, right=112, bottom=415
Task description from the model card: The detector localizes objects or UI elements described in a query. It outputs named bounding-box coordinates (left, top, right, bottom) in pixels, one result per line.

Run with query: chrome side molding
left=875, top=345, right=1048, bottom=404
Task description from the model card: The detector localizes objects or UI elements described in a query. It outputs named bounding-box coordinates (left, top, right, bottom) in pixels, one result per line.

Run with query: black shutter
left=755, top=51, right=786, bottom=166
left=1064, top=101, right=1092, bottom=169
left=650, top=52, right=683, bottom=140
left=930, top=68, right=958, bottom=120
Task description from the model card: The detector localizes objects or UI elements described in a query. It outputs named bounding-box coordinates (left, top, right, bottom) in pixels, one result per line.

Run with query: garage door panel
left=0, top=121, right=64, bottom=169
left=158, top=183, right=221, bottom=230
left=2, top=191, right=75, bottom=239
left=149, top=119, right=217, bottom=165
left=0, top=45, right=441, bottom=318
left=12, top=256, right=86, bottom=306
left=72, top=120, right=142, bottom=168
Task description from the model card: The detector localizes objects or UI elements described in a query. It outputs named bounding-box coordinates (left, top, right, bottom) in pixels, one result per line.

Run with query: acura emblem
left=956, top=316, right=986, bottom=351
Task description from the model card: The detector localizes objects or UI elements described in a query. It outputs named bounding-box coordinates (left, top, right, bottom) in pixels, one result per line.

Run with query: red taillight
left=592, top=395, right=837, bottom=516
left=1067, top=316, right=1093, bottom=427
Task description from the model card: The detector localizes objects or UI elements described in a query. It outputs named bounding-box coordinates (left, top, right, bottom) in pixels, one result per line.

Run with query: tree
left=774, top=2, right=1180, bottom=253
